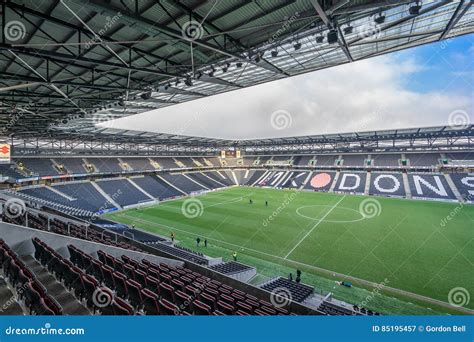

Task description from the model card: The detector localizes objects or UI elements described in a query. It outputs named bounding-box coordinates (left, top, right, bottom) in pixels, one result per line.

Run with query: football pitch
left=105, top=187, right=474, bottom=314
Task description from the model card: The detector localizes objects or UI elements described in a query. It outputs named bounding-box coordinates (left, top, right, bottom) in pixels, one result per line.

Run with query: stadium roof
left=0, top=0, right=473, bottom=145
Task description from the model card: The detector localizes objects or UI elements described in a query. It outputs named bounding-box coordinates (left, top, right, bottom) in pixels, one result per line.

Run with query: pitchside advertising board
left=0, top=144, right=11, bottom=164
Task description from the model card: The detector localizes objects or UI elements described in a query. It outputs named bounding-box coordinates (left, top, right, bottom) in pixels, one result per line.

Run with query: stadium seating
left=186, top=172, right=226, bottom=189
left=16, top=158, right=60, bottom=177
left=130, top=175, right=182, bottom=200
left=96, top=179, right=153, bottom=207
left=295, top=155, right=314, bottom=166
left=123, top=158, right=155, bottom=171
left=0, top=164, right=24, bottom=179
left=405, top=153, right=440, bottom=168
left=208, top=171, right=236, bottom=186
left=261, top=277, right=313, bottom=303
left=450, top=173, right=474, bottom=202
left=281, top=171, right=310, bottom=189
left=314, top=155, right=338, bottom=167
left=150, top=158, right=177, bottom=169
left=53, top=158, right=87, bottom=174
left=333, top=172, right=367, bottom=194
left=407, top=173, right=457, bottom=200
left=209, top=262, right=254, bottom=275
left=303, top=172, right=336, bottom=192
left=52, top=181, right=116, bottom=212
left=88, top=158, right=124, bottom=173
left=160, top=173, right=207, bottom=194
left=368, top=173, right=406, bottom=197
left=65, top=244, right=293, bottom=315
left=341, top=154, right=367, bottom=167
left=371, top=154, right=401, bottom=167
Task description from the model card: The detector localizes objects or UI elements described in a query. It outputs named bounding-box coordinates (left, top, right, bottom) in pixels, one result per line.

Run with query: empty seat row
left=1, top=239, right=62, bottom=315
left=69, top=246, right=291, bottom=316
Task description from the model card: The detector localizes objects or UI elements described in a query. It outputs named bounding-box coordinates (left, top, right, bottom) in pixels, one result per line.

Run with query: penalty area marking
left=284, top=195, right=346, bottom=259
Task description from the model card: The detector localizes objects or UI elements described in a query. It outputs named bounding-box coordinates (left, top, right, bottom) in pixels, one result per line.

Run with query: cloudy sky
left=108, top=35, right=474, bottom=140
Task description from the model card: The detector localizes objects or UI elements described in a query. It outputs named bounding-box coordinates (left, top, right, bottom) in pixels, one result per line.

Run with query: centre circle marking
left=295, top=204, right=365, bottom=223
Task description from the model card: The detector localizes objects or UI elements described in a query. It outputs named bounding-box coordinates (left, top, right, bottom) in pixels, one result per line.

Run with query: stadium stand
left=88, top=158, right=124, bottom=173
left=407, top=173, right=457, bottom=201
left=333, top=172, right=367, bottom=194
left=96, top=179, right=153, bottom=207
left=369, top=173, right=406, bottom=197
left=52, top=181, right=116, bottom=213
left=53, top=158, right=87, bottom=174
left=130, top=176, right=182, bottom=200
left=0, top=164, right=23, bottom=179
left=261, top=277, right=313, bottom=303
left=281, top=171, right=311, bottom=189
left=66, top=243, right=290, bottom=315
left=17, top=159, right=59, bottom=176
left=210, top=171, right=236, bottom=186
left=405, top=153, right=440, bottom=168
left=341, top=154, right=367, bottom=167
left=371, top=154, right=401, bottom=167
left=448, top=173, right=474, bottom=202
left=209, top=262, right=254, bottom=275
left=295, top=155, right=314, bottom=166
left=256, top=171, right=289, bottom=187
left=124, top=158, right=155, bottom=171
left=186, top=172, right=225, bottom=189
left=303, top=172, right=336, bottom=192
left=319, top=301, right=361, bottom=316
left=314, top=155, right=338, bottom=167
left=160, top=173, right=207, bottom=194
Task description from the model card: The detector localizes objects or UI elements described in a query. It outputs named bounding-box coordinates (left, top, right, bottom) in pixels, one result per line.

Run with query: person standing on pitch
left=204, top=239, right=207, bottom=247
left=232, top=251, right=237, bottom=261
left=265, top=200, right=268, bottom=206
left=171, top=232, right=175, bottom=243
left=196, top=237, right=201, bottom=247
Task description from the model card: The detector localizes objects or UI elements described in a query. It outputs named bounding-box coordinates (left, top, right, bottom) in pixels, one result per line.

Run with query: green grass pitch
left=105, top=187, right=474, bottom=314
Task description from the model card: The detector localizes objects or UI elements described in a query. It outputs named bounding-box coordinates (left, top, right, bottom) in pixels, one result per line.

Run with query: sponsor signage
left=0, top=144, right=11, bottom=164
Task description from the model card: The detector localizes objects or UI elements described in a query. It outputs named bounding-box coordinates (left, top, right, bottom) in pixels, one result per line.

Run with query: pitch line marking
left=284, top=195, right=346, bottom=259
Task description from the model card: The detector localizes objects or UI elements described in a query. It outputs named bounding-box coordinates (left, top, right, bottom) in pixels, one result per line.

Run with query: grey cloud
left=106, top=55, right=472, bottom=139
